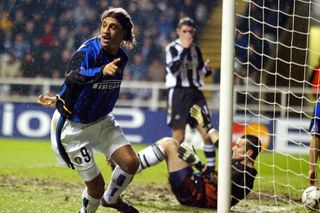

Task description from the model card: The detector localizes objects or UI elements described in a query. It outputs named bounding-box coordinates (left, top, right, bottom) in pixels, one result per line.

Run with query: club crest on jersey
left=74, top=157, right=82, bottom=164
left=92, top=80, right=121, bottom=90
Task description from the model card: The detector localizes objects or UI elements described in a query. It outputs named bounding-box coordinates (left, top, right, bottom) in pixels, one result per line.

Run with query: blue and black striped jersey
left=56, top=37, right=128, bottom=123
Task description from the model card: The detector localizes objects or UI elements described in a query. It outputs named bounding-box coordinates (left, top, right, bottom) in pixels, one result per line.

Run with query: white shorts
left=51, top=110, right=130, bottom=181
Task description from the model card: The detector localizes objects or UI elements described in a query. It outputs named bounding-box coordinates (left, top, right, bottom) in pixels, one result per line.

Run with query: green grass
left=0, top=139, right=311, bottom=212
left=0, top=138, right=168, bottom=184
left=255, top=151, right=310, bottom=196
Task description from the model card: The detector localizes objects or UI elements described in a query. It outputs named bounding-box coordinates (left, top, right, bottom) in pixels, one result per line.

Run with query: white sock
left=137, top=144, right=166, bottom=172
left=103, top=166, right=134, bottom=204
left=80, top=188, right=100, bottom=213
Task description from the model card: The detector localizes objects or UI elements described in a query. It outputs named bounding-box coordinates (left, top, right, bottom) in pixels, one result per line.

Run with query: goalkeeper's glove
left=178, top=143, right=205, bottom=172
left=190, top=105, right=214, bottom=133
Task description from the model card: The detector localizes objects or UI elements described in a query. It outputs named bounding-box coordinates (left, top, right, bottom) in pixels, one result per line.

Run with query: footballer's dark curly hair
left=101, top=7, right=136, bottom=49
left=241, top=134, right=261, bottom=160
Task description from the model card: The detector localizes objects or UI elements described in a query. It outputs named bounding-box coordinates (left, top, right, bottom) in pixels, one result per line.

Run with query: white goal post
left=217, top=0, right=235, bottom=212
left=219, top=0, right=320, bottom=212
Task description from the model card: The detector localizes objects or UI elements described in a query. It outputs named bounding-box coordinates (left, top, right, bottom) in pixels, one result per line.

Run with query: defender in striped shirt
left=165, top=17, right=219, bottom=177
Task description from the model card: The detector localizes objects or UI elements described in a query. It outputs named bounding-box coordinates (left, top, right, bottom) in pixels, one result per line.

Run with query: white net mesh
left=232, top=0, right=320, bottom=211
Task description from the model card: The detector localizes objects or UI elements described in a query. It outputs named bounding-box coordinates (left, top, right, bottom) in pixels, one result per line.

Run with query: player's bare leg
left=137, top=143, right=166, bottom=172
left=137, top=137, right=189, bottom=173
left=136, top=137, right=184, bottom=173
left=101, top=145, right=139, bottom=213
left=137, top=137, right=208, bottom=175
left=137, top=136, right=211, bottom=176
left=160, top=138, right=190, bottom=172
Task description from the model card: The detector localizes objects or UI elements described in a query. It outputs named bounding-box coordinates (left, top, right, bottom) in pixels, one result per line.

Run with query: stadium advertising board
left=275, top=118, right=310, bottom=154
left=0, top=103, right=171, bottom=143
left=232, top=115, right=275, bottom=150
left=0, top=103, right=311, bottom=154
left=233, top=115, right=311, bottom=154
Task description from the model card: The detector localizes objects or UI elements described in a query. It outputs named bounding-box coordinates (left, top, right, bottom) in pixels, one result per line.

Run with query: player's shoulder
left=234, top=162, right=257, bottom=176
left=77, top=37, right=101, bottom=53
left=165, top=40, right=180, bottom=51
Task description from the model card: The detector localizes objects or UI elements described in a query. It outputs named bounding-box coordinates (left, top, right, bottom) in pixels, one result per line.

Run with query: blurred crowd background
left=0, top=0, right=298, bottom=101
left=234, top=0, right=291, bottom=85
left=0, top=0, right=213, bottom=79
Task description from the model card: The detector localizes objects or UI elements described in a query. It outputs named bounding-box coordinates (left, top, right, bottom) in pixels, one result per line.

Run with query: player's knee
left=157, top=137, right=180, bottom=152
left=174, top=134, right=184, bottom=143
left=121, top=155, right=140, bottom=174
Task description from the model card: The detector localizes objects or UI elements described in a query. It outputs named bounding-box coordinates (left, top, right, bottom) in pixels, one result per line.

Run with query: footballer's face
left=232, top=138, right=248, bottom=161
left=100, top=17, right=126, bottom=53
left=177, top=25, right=195, bottom=41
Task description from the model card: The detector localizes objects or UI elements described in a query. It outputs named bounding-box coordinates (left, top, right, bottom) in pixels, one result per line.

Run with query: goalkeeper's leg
left=137, top=137, right=191, bottom=173
left=136, top=142, right=166, bottom=172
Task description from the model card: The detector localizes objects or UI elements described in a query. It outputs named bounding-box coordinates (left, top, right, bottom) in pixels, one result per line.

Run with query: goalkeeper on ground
left=135, top=105, right=261, bottom=208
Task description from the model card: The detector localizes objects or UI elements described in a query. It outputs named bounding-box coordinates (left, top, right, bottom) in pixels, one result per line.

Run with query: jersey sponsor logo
left=92, top=80, right=121, bottom=90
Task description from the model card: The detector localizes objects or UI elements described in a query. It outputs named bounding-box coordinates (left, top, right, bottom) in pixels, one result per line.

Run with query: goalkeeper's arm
left=190, top=105, right=216, bottom=134
left=178, top=143, right=206, bottom=172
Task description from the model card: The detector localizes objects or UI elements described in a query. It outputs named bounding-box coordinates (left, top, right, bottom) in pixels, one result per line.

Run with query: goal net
left=231, top=0, right=320, bottom=211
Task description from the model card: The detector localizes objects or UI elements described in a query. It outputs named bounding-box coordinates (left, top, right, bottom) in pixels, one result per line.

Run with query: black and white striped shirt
left=165, top=39, right=210, bottom=88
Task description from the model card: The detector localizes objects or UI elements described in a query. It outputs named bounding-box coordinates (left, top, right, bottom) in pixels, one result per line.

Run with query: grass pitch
left=0, top=139, right=311, bottom=212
